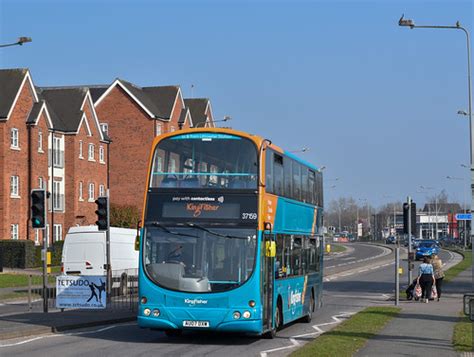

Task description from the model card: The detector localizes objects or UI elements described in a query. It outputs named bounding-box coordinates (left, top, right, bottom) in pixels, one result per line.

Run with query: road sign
left=456, top=213, right=472, bottom=220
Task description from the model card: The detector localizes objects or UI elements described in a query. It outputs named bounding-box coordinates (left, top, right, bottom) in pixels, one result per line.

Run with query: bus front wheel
left=264, top=299, right=282, bottom=339
left=302, top=290, right=315, bottom=323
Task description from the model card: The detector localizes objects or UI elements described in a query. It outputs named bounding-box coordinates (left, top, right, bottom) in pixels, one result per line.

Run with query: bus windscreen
left=149, top=133, right=258, bottom=189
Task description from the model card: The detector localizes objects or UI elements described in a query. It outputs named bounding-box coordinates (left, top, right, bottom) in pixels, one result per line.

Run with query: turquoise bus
left=137, top=128, right=324, bottom=337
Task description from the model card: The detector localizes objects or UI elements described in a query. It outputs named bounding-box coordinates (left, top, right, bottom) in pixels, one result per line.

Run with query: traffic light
left=403, top=202, right=416, bottom=235
left=95, top=197, right=108, bottom=231
left=31, top=189, right=46, bottom=229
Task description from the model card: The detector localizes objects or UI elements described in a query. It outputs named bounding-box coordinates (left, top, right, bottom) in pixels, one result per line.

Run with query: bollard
left=326, top=244, right=331, bottom=253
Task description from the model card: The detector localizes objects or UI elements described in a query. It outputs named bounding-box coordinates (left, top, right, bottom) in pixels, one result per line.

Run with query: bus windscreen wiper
left=185, top=222, right=248, bottom=240
left=148, top=222, right=198, bottom=238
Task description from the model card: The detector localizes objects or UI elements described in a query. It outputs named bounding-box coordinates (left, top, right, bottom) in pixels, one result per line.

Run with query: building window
left=79, top=181, right=83, bottom=201
left=99, top=184, right=105, bottom=197
left=99, top=146, right=105, bottom=163
left=38, top=130, right=43, bottom=152
left=10, top=128, right=19, bottom=149
left=10, top=176, right=19, bottom=197
left=53, top=181, right=62, bottom=211
left=156, top=123, right=162, bottom=136
left=88, top=144, right=95, bottom=161
left=170, top=126, right=175, bottom=132
left=38, top=177, right=44, bottom=189
left=11, top=224, right=19, bottom=240
left=100, top=123, right=108, bottom=136
left=88, top=183, right=95, bottom=201
left=53, top=224, right=62, bottom=242
left=79, top=140, right=83, bottom=159
left=53, top=136, right=62, bottom=167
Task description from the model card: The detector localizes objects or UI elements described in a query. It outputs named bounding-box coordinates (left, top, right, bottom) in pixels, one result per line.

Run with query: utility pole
left=407, top=196, right=413, bottom=284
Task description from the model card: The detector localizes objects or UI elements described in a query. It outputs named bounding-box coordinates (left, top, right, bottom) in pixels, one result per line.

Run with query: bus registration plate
left=183, top=320, right=209, bottom=328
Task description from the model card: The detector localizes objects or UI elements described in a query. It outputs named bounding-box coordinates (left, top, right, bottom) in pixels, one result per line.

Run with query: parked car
left=415, top=240, right=440, bottom=260
left=385, top=236, right=397, bottom=244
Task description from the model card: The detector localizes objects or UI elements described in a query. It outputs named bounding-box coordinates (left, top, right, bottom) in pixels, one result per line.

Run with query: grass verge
left=290, top=307, right=401, bottom=357
left=0, top=273, right=56, bottom=288
left=444, top=249, right=471, bottom=283
left=328, top=244, right=346, bottom=254
left=453, top=313, right=472, bottom=352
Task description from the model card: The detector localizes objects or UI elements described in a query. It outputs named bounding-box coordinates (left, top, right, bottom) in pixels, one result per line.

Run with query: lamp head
left=17, top=37, right=32, bottom=45
left=398, top=14, right=415, bottom=28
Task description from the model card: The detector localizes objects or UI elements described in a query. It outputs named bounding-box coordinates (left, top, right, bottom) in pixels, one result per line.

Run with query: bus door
left=263, top=233, right=276, bottom=331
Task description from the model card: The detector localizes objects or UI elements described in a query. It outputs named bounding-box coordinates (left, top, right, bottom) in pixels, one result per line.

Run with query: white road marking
left=259, top=312, right=356, bottom=357
left=0, top=323, right=134, bottom=348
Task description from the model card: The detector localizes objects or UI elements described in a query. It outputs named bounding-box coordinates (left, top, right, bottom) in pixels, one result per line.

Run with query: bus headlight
left=141, top=297, right=147, bottom=304
left=248, top=300, right=256, bottom=307
left=143, top=308, right=151, bottom=316
left=233, top=311, right=241, bottom=319
left=242, top=311, right=251, bottom=319
left=152, top=309, right=160, bottom=317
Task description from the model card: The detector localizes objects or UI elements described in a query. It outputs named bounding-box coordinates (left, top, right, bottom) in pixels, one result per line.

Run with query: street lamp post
left=447, top=175, right=468, bottom=248
left=0, top=37, right=32, bottom=48
left=194, top=115, right=232, bottom=128
left=399, top=14, right=473, bottom=289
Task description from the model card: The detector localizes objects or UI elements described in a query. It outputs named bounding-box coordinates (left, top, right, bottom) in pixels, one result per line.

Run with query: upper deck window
left=150, top=133, right=258, bottom=189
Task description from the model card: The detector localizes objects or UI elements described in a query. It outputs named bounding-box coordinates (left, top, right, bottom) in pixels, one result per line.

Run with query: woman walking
left=432, top=254, right=445, bottom=301
left=417, top=256, right=435, bottom=303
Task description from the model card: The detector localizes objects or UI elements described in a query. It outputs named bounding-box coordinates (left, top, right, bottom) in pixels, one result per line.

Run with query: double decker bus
left=137, top=128, right=324, bottom=337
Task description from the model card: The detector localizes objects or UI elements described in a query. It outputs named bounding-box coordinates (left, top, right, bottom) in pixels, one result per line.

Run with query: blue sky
left=1, top=0, right=472, bottom=207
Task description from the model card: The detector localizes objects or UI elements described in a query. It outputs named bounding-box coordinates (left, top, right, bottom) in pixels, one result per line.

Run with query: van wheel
left=120, top=273, right=128, bottom=295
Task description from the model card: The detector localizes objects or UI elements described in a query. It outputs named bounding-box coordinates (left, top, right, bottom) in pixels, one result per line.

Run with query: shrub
left=110, top=204, right=141, bottom=228
left=0, top=240, right=37, bottom=268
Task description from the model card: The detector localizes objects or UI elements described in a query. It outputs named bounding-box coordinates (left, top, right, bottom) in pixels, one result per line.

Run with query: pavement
left=0, top=308, right=136, bottom=341
left=355, top=261, right=472, bottom=357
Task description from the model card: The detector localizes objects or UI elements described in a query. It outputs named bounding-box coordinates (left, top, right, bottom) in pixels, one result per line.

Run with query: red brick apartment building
left=0, top=69, right=108, bottom=243
left=92, top=79, right=214, bottom=212
left=0, top=69, right=215, bottom=242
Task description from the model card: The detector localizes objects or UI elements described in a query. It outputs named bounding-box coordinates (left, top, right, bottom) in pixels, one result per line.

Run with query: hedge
left=0, top=240, right=37, bottom=268
left=0, top=240, right=65, bottom=269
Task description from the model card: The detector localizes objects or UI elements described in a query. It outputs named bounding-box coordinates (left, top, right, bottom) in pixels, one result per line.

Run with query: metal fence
left=17, top=269, right=138, bottom=313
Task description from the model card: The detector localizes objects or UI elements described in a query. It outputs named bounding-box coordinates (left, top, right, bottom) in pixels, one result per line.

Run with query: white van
left=61, top=226, right=139, bottom=293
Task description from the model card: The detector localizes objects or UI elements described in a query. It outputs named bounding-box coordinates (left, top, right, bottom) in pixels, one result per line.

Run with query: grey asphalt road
left=0, top=244, right=458, bottom=357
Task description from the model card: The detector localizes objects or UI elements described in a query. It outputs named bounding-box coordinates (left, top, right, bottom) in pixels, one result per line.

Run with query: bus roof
left=151, top=127, right=321, bottom=172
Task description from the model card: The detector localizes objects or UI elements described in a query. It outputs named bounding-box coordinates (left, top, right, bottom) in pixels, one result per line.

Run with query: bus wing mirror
left=135, top=220, right=142, bottom=251
left=265, top=241, right=276, bottom=257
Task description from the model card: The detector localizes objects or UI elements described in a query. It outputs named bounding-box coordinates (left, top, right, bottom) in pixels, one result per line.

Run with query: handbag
left=414, top=283, right=422, bottom=298
left=431, top=285, right=438, bottom=299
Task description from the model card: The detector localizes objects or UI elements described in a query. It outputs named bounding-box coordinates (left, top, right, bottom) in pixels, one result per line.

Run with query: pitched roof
left=0, top=68, right=29, bottom=119
left=26, top=101, right=44, bottom=124
left=178, top=107, right=189, bottom=125
left=142, top=86, right=179, bottom=118
left=37, top=87, right=88, bottom=132
left=184, top=98, right=209, bottom=127
left=422, top=203, right=463, bottom=213
left=89, top=86, right=108, bottom=103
